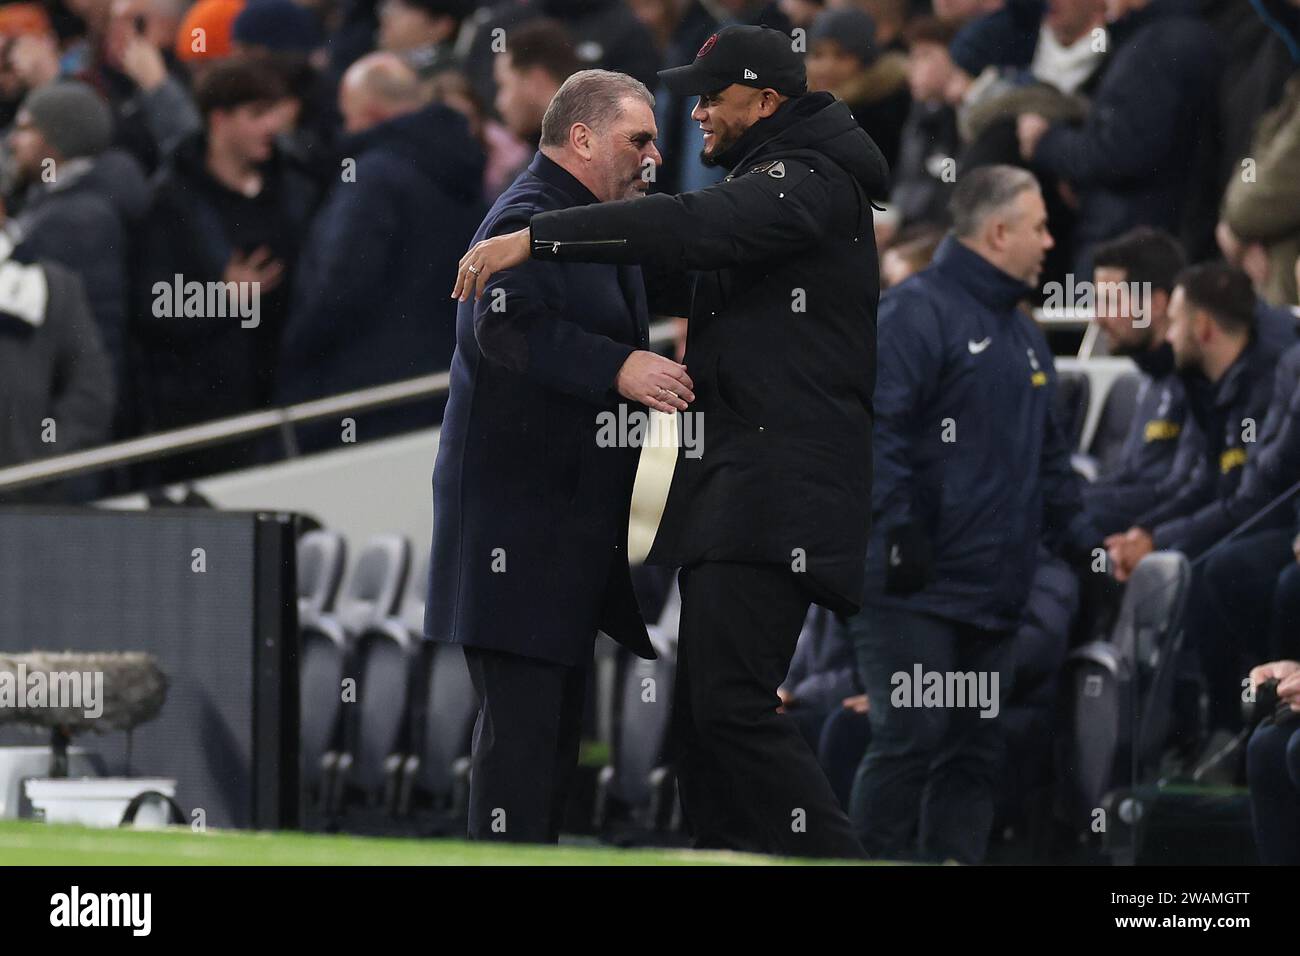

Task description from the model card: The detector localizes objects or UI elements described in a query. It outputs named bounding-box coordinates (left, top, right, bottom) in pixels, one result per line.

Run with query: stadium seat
left=396, top=640, right=477, bottom=833
left=299, top=611, right=352, bottom=825
left=336, top=623, right=418, bottom=825
left=332, top=533, right=410, bottom=635
left=1083, top=372, right=1142, bottom=478
left=398, top=549, right=428, bottom=640
left=594, top=652, right=679, bottom=837
left=335, top=552, right=429, bottom=825
left=1052, top=371, right=1092, bottom=452
left=297, top=529, right=346, bottom=619
left=1058, top=551, right=1191, bottom=834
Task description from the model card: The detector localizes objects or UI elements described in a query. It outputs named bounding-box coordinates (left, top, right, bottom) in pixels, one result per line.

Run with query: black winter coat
left=530, top=92, right=890, bottom=613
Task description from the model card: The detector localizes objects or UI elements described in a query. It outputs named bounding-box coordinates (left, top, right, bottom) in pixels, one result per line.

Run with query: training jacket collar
left=932, top=235, right=1034, bottom=314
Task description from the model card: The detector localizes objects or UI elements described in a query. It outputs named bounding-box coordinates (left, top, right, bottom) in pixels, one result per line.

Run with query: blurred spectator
left=1246, top=659, right=1300, bottom=863
left=628, top=0, right=688, bottom=51
left=1218, top=66, right=1300, bottom=307
left=778, top=0, right=825, bottom=29
left=932, top=0, right=1006, bottom=24
left=430, top=68, right=529, bottom=199
left=6, top=80, right=147, bottom=425
left=0, top=4, right=60, bottom=130
left=847, top=166, right=1096, bottom=864
left=1081, top=227, right=1190, bottom=534
left=376, top=0, right=470, bottom=79
left=491, top=18, right=578, bottom=146
left=174, top=0, right=245, bottom=76
left=234, top=0, right=325, bottom=56
left=92, top=0, right=201, bottom=172
left=0, top=234, right=114, bottom=481
left=856, top=0, right=909, bottom=50
left=276, top=52, right=484, bottom=450
left=880, top=223, right=943, bottom=287
left=460, top=0, right=661, bottom=108
left=1209, top=0, right=1298, bottom=211
left=949, top=0, right=1105, bottom=94
left=1016, top=0, right=1222, bottom=274
left=888, top=15, right=959, bottom=228
left=133, top=56, right=317, bottom=479
left=806, top=6, right=909, bottom=171
left=233, top=3, right=339, bottom=178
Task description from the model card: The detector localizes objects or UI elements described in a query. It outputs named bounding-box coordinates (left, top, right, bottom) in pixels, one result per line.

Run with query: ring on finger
left=468, top=264, right=482, bottom=276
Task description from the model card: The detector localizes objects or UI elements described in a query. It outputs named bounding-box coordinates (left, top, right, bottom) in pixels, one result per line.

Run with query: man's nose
left=1043, top=230, right=1055, bottom=250
left=647, top=142, right=663, bottom=166
left=691, top=98, right=707, bottom=121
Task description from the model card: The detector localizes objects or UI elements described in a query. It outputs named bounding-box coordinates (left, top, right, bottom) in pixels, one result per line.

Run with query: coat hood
left=342, top=102, right=485, bottom=204
left=729, top=91, right=890, bottom=199
left=33, top=147, right=149, bottom=223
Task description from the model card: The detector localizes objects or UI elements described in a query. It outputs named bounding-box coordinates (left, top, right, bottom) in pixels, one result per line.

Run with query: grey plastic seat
left=332, top=534, right=410, bottom=636
left=1085, top=372, right=1143, bottom=478
left=397, top=641, right=477, bottom=822
left=299, top=612, right=350, bottom=800
left=297, top=530, right=346, bottom=619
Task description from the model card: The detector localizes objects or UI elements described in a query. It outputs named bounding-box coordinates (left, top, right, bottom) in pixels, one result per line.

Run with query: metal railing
left=0, top=321, right=680, bottom=494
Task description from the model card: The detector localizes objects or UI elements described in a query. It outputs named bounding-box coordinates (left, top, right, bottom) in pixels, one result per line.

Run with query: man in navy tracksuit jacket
left=847, top=166, right=1097, bottom=864
left=1080, top=228, right=1193, bottom=535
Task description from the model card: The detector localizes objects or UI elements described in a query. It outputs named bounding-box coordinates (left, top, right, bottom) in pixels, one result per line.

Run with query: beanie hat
left=233, top=0, right=324, bottom=53
left=809, top=7, right=878, bottom=66
left=20, top=81, right=112, bottom=159
left=176, top=0, right=246, bottom=62
left=0, top=3, right=53, bottom=38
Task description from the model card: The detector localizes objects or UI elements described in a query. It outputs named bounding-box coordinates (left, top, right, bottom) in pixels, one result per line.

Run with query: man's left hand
left=1110, top=527, right=1154, bottom=582
left=453, top=228, right=531, bottom=302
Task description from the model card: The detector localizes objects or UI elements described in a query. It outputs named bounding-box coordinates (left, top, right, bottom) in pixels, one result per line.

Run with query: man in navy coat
left=425, top=69, right=693, bottom=843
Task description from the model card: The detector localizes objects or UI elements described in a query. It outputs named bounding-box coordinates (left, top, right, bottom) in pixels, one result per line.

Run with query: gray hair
left=949, top=165, right=1041, bottom=238
left=539, top=69, right=654, bottom=149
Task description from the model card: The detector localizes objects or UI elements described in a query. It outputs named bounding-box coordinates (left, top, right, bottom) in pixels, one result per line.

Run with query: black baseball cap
left=658, top=25, right=807, bottom=98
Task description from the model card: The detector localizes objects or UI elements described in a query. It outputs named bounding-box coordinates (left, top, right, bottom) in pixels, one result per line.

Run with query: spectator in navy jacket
left=275, top=53, right=484, bottom=451
left=1017, top=0, right=1222, bottom=273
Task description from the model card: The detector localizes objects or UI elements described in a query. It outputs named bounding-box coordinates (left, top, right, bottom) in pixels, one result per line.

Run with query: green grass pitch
left=0, top=820, right=873, bottom=865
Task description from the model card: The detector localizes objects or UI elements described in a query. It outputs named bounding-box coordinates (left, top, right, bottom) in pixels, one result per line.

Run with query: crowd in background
left=1, top=0, right=1300, bottom=861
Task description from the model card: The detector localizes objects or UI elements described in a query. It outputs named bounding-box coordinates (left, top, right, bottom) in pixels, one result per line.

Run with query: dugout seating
left=1078, top=371, right=1143, bottom=481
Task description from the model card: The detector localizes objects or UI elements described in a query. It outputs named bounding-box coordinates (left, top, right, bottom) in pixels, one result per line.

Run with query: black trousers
left=462, top=645, right=587, bottom=843
left=1187, top=528, right=1295, bottom=732
left=671, top=561, right=865, bottom=859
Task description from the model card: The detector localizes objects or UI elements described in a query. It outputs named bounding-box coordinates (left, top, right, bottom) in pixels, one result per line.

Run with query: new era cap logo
left=743, top=68, right=758, bottom=79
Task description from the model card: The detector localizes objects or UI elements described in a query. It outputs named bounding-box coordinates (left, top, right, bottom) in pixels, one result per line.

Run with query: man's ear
left=758, top=89, right=783, bottom=117
left=569, top=122, right=594, bottom=160
left=987, top=217, right=1008, bottom=253
left=1194, top=309, right=1213, bottom=345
